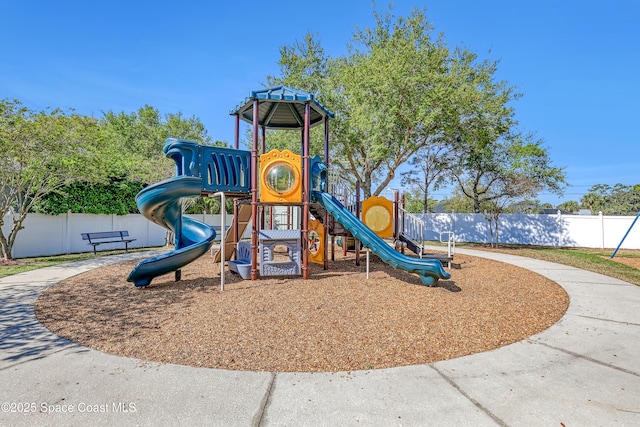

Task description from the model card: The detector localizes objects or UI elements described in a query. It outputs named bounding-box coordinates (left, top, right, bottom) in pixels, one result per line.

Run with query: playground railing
left=200, top=146, right=251, bottom=194
left=399, top=207, right=425, bottom=258
left=439, top=231, right=456, bottom=265
left=329, top=185, right=357, bottom=213
left=328, top=170, right=358, bottom=212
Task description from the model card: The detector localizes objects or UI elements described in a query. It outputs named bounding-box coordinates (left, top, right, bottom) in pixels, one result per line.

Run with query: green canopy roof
left=230, top=85, right=334, bottom=130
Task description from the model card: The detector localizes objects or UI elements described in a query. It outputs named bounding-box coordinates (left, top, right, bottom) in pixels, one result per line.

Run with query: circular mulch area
left=35, top=248, right=569, bottom=373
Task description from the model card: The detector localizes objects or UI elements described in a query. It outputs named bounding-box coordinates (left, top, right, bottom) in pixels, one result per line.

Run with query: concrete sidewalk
left=1, top=249, right=639, bottom=426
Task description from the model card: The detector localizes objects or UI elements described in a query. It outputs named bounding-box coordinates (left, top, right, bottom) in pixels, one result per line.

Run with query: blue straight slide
left=127, top=176, right=216, bottom=287
left=312, top=190, right=451, bottom=286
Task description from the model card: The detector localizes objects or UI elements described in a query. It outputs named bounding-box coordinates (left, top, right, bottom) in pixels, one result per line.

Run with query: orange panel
left=259, top=149, right=302, bottom=203
left=308, top=219, right=325, bottom=264
left=362, top=196, right=393, bottom=238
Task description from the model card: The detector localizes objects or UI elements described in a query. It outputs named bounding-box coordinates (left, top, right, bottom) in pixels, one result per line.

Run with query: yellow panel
left=259, top=149, right=302, bottom=203
left=362, top=196, right=393, bottom=238
left=308, top=219, right=325, bottom=264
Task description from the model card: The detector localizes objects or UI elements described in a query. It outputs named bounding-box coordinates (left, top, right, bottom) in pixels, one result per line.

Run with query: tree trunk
left=0, top=232, right=13, bottom=260
left=474, top=195, right=481, bottom=214
left=423, top=174, right=429, bottom=213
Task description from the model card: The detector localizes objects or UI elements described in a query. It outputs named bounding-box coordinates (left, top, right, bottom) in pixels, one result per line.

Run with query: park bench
left=81, top=231, right=136, bottom=255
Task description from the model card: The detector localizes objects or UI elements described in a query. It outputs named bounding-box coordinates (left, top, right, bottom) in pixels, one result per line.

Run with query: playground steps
left=398, top=233, right=453, bottom=267
left=309, top=202, right=349, bottom=236
left=212, top=203, right=252, bottom=263
left=399, top=232, right=424, bottom=256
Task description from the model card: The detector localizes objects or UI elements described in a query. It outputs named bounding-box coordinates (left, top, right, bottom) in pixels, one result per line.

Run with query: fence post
left=557, top=210, right=562, bottom=247
left=451, top=210, right=456, bottom=242
left=600, top=211, right=604, bottom=249
left=65, top=210, right=71, bottom=254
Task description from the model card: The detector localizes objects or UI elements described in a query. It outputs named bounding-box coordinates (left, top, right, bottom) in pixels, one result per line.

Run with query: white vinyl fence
left=2, top=212, right=234, bottom=259
left=2, top=211, right=639, bottom=259
left=418, top=211, right=640, bottom=250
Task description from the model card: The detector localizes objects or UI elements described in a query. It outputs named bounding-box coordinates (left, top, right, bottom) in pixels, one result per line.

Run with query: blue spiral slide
left=127, top=176, right=216, bottom=287
left=127, top=139, right=251, bottom=287
left=312, top=190, right=451, bottom=285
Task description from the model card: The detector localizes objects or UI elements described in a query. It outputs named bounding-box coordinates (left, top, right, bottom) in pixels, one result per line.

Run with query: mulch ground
left=35, top=247, right=569, bottom=373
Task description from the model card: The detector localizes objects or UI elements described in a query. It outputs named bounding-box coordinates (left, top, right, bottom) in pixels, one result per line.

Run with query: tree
left=32, top=105, right=220, bottom=216
left=440, top=188, right=475, bottom=213
left=329, top=6, right=457, bottom=198
left=445, top=65, right=567, bottom=245
left=268, top=5, right=566, bottom=207
left=262, top=32, right=334, bottom=158
left=99, top=105, right=216, bottom=185
left=482, top=196, right=511, bottom=247
left=451, top=133, right=566, bottom=247
left=184, top=196, right=234, bottom=215
left=268, top=7, right=470, bottom=197
left=580, top=189, right=605, bottom=214
left=267, top=32, right=331, bottom=98
left=0, top=99, right=101, bottom=260
left=508, top=198, right=545, bottom=214
left=32, top=179, right=143, bottom=215
left=557, top=200, right=580, bottom=213
left=452, top=135, right=566, bottom=213
left=402, top=186, right=439, bottom=214
left=581, top=183, right=640, bottom=215
left=447, top=54, right=567, bottom=214
left=401, top=140, right=452, bottom=213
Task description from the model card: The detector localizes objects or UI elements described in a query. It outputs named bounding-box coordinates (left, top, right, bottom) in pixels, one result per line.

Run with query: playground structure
left=128, top=86, right=451, bottom=287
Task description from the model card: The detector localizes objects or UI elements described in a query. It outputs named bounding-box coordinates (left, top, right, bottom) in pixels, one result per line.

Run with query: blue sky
left=2, top=1, right=638, bottom=206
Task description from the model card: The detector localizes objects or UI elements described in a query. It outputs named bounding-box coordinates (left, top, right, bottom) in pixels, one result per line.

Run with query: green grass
left=0, top=248, right=157, bottom=279
left=465, top=244, right=640, bottom=287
